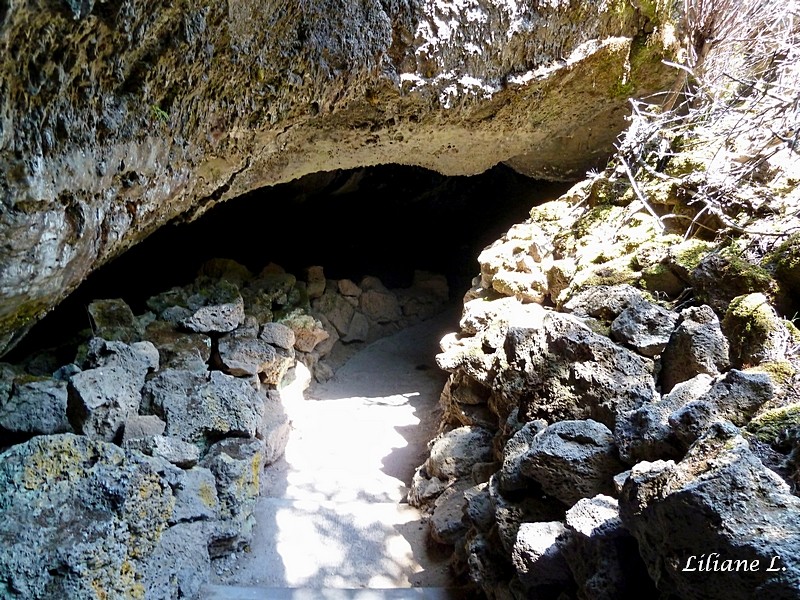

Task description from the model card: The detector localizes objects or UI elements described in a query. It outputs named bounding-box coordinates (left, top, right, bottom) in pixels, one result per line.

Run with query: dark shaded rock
left=0, top=376, right=71, bottom=435
left=661, top=305, right=730, bottom=393
left=668, top=369, right=775, bottom=448
left=144, top=320, right=211, bottom=372
left=198, top=258, right=253, bottom=287
left=513, top=521, right=573, bottom=589
left=360, top=289, right=402, bottom=323
left=260, top=390, right=291, bottom=465
left=691, top=250, right=776, bottom=314
left=0, top=434, right=173, bottom=599
left=499, top=419, right=548, bottom=492
left=431, top=483, right=471, bottom=545
left=490, top=474, right=565, bottom=553
left=520, top=420, right=625, bottom=505
left=87, top=298, right=139, bottom=343
left=464, top=483, right=494, bottom=532
left=615, top=374, right=712, bottom=463
left=563, top=495, right=656, bottom=600
left=610, top=300, right=679, bottom=357
left=502, top=313, right=656, bottom=428
left=620, top=425, right=800, bottom=599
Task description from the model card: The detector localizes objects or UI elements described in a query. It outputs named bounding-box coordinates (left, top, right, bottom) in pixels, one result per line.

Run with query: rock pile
left=411, top=183, right=800, bottom=598
left=0, top=259, right=447, bottom=598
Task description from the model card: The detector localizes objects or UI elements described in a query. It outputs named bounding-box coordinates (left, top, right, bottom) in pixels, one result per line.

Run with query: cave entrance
left=8, top=164, right=572, bottom=363
left=3, top=163, right=573, bottom=594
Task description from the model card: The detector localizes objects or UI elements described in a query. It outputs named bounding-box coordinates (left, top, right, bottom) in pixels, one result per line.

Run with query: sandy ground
left=211, top=308, right=461, bottom=590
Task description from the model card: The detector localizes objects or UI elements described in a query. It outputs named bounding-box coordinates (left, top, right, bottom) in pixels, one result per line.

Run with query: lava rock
left=723, top=293, right=791, bottom=368
left=259, top=322, right=296, bottom=351
left=520, top=419, right=625, bottom=505
left=67, top=366, right=145, bottom=441
left=144, top=369, right=265, bottom=446
left=170, top=466, right=220, bottom=524
left=563, top=284, right=645, bottom=321
left=360, top=289, right=402, bottom=323
left=610, top=300, right=679, bottom=357
left=620, top=425, right=800, bottom=599
left=660, top=305, right=730, bottom=392
left=0, top=376, right=71, bottom=435
left=500, top=419, right=548, bottom=492
left=217, top=333, right=278, bottom=377
left=144, top=320, right=212, bottom=372
left=0, top=434, right=173, bottom=599
left=123, top=435, right=201, bottom=468
left=615, top=374, right=712, bottom=463
left=425, top=426, right=495, bottom=481
left=181, top=281, right=245, bottom=334
left=431, top=483, right=471, bottom=545
left=87, top=298, right=140, bottom=343
left=513, top=521, right=573, bottom=589
left=122, top=414, right=167, bottom=442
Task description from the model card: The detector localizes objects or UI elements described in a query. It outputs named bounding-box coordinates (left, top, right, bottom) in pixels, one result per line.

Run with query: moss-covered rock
left=746, top=403, right=800, bottom=444
left=723, top=293, right=791, bottom=368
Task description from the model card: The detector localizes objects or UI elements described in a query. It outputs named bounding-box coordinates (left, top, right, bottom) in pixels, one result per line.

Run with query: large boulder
left=0, top=434, right=174, bottom=599
left=0, top=0, right=680, bottom=355
left=620, top=424, right=800, bottom=599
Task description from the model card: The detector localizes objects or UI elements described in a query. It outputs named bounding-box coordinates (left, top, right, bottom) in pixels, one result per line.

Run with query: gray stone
left=426, top=426, right=495, bottom=481
left=661, top=305, right=730, bottom=392
left=500, top=419, right=548, bottom=492
left=122, top=414, right=167, bottom=442
left=181, top=282, right=245, bottom=334
left=141, top=521, right=212, bottom=600
left=341, top=311, right=370, bottom=343
left=201, top=438, right=267, bottom=554
left=620, top=426, right=800, bottom=599
left=408, top=465, right=449, bottom=508
left=0, top=434, right=173, bottom=599
left=312, top=289, right=356, bottom=336
left=563, top=495, right=655, bottom=599
left=430, top=483, right=470, bottom=545
left=52, top=363, right=81, bottom=381
left=520, top=419, right=625, bottom=505
left=83, top=337, right=157, bottom=376
left=144, top=369, right=265, bottom=445
left=170, top=467, right=220, bottom=524
left=464, top=483, right=494, bottom=532
left=0, top=376, right=71, bottom=435
left=260, top=390, right=291, bottom=465
left=217, top=334, right=278, bottom=377
left=259, top=322, right=296, bottom=351
left=563, top=284, right=645, bottom=321
left=610, top=300, right=679, bottom=357
left=123, top=435, right=201, bottom=468
left=513, top=521, right=572, bottom=589
left=67, top=366, right=144, bottom=441
left=615, top=373, right=712, bottom=463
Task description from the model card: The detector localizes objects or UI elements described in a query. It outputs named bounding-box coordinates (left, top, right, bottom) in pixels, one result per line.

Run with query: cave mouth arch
left=8, top=163, right=572, bottom=363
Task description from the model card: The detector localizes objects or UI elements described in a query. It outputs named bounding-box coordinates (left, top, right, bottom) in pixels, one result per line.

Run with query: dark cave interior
left=8, top=164, right=573, bottom=361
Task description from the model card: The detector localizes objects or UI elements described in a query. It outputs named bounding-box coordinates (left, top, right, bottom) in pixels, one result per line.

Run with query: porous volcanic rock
left=0, top=0, right=680, bottom=355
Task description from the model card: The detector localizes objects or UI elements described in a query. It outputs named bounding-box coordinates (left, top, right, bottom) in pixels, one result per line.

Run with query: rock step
left=214, top=499, right=452, bottom=589
left=202, top=586, right=467, bottom=599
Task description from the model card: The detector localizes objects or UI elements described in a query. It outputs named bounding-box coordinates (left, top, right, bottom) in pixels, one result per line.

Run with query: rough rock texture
left=0, top=0, right=680, bottom=354
left=519, top=420, right=625, bottom=506
left=0, top=434, right=174, bottom=599
left=620, top=426, right=800, bottom=599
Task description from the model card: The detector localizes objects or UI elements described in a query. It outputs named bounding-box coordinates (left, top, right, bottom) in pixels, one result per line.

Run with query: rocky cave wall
left=0, top=0, right=682, bottom=355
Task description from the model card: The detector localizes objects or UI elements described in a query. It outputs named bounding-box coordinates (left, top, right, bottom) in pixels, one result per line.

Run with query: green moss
left=768, top=233, right=800, bottom=290
left=721, top=246, right=776, bottom=294
left=673, top=240, right=715, bottom=271
left=747, top=361, right=797, bottom=387
left=746, top=403, right=800, bottom=443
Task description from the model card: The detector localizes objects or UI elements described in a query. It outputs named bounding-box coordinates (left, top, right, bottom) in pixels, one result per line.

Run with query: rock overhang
left=0, top=0, right=683, bottom=355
